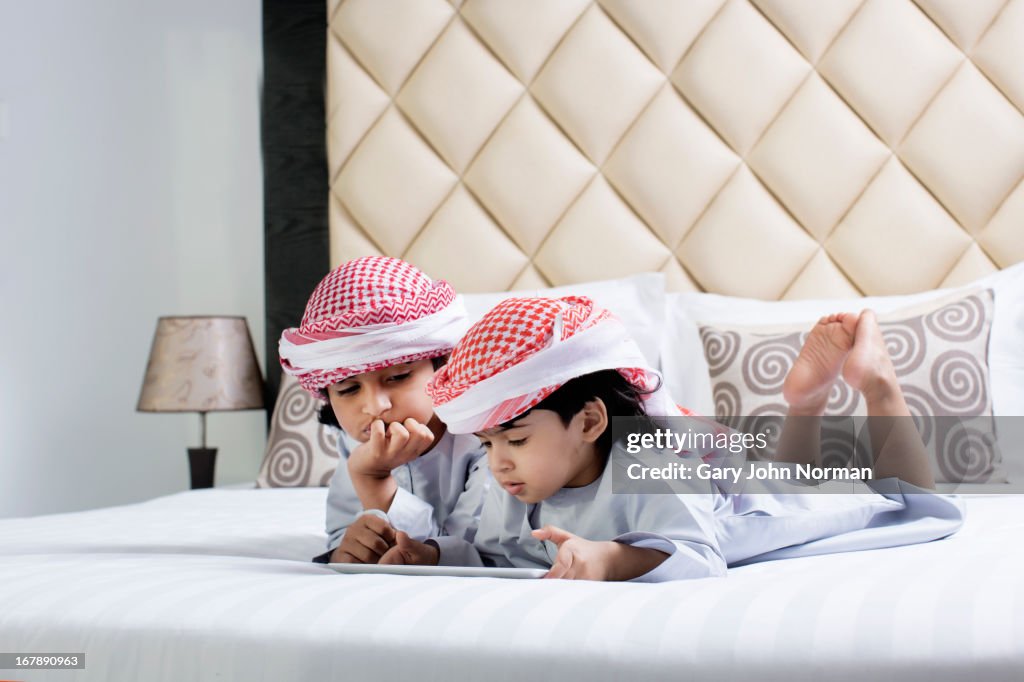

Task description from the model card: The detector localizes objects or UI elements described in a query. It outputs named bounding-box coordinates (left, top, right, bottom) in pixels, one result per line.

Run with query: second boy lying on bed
left=278, top=257, right=489, bottom=564
left=377, top=296, right=963, bottom=581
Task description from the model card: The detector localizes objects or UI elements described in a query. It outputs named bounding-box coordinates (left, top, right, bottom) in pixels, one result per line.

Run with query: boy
left=379, top=296, right=962, bottom=580
left=278, top=257, right=489, bottom=563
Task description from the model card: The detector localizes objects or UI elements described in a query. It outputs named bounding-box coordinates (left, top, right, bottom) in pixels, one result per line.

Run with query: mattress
left=1, top=488, right=1021, bottom=681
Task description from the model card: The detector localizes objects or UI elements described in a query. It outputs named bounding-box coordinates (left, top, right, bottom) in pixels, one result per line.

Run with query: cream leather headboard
left=326, top=0, right=1023, bottom=299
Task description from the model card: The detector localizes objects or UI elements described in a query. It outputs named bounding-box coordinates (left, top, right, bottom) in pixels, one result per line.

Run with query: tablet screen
left=327, top=563, right=548, bottom=579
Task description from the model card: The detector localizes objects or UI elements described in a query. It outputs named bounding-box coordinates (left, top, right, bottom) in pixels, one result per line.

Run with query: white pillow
left=460, top=272, right=666, bottom=369
left=662, top=262, right=1024, bottom=418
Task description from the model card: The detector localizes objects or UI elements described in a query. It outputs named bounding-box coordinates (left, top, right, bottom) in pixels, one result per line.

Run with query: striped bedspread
left=1, top=488, right=1021, bottom=681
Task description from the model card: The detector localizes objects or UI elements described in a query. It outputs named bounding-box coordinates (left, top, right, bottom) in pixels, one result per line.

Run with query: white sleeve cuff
left=614, top=531, right=727, bottom=583
left=386, top=487, right=440, bottom=541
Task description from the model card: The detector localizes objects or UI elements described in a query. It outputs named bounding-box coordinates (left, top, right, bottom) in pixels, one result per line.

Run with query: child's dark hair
left=316, top=355, right=449, bottom=429
left=508, top=369, right=658, bottom=456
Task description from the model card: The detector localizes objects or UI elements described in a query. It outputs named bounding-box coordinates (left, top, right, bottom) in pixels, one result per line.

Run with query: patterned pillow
left=698, top=290, right=997, bottom=483
left=256, top=373, right=343, bottom=488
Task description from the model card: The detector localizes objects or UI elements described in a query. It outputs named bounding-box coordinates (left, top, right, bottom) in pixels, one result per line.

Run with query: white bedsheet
left=0, top=487, right=326, bottom=561
left=0, top=488, right=1021, bottom=681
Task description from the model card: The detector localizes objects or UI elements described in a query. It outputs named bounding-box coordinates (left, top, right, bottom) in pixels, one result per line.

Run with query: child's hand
left=330, top=513, right=397, bottom=564
left=532, top=526, right=669, bottom=581
left=349, top=418, right=436, bottom=478
left=378, top=531, right=440, bottom=566
left=532, top=525, right=614, bottom=581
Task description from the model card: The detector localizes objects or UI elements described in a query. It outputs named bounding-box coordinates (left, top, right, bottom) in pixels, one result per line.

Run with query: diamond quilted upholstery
left=327, top=0, right=1023, bottom=298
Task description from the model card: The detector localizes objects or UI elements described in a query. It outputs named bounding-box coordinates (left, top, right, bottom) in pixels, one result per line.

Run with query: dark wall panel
left=262, top=0, right=329, bottom=415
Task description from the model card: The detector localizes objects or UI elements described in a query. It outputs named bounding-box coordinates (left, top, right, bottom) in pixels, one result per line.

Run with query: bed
left=4, top=0, right=1024, bottom=680
left=2, top=488, right=1022, bottom=681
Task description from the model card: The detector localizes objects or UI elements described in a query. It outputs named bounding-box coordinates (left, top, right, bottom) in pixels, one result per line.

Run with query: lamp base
left=187, top=447, right=218, bottom=489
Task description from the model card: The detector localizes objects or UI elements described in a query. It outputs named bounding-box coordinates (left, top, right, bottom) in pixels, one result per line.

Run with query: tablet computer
left=327, top=563, right=548, bottom=579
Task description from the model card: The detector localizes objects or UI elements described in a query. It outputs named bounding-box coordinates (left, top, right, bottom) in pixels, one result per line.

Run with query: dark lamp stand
left=188, top=411, right=217, bottom=489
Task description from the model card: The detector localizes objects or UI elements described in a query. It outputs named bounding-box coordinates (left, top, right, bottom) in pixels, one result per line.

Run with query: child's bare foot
left=843, top=310, right=932, bottom=487
left=842, top=310, right=901, bottom=407
left=783, top=313, right=859, bottom=414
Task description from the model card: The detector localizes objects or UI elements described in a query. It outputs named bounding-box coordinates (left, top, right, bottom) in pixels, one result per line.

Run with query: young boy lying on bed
left=375, top=296, right=963, bottom=581
left=278, top=257, right=489, bottom=564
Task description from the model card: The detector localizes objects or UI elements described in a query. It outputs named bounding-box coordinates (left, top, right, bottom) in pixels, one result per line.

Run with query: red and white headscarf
left=279, top=257, right=469, bottom=399
left=427, top=296, right=685, bottom=434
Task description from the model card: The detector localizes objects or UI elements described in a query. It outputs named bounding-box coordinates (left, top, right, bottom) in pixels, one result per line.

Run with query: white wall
left=0, top=0, right=266, bottom=517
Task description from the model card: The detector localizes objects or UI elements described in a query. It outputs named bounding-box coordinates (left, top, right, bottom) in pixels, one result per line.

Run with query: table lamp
left=137, top=316, right=265, bottom=488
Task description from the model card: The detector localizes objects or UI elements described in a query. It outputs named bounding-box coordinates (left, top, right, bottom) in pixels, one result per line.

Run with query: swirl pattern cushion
left=256, top=373, right=342, bottom=488
left=699, top=290, right=997, bottom=483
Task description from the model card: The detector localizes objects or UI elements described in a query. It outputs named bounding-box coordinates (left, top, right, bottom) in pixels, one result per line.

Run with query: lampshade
left=137, top=316, right=264, bottom=413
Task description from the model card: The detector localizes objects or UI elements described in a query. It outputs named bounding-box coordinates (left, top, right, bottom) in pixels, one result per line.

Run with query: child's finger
left=361, top=513, right=393, bottom=535
left=361, top=516, right=397, bottom=546
left=369, top=419, right=386, bottom=449
left=355, top=528, right=392, bottom=557
left=334, top=549, right=363, bottom=564
left=378, top=546, right=406, bottom=565
left=378, top=522, right=397, bottom=545
left=401, top=417, right=423, bottom=431
left=395, top=531, right=412, bottom=548
left=545, top=550, right=573, bottom=580
left=390, top=423, right=430, bottom=466
left=347, top=541, right=382, bottom=564
left=401, top=421, right=434, bottom=458
left=343, top=525, right=384, bottom=562
left=331, top=550, right=359, bottom=564
left=553, top=548, right=575, bottom=578
left=394, top=531, right=424, bottom=564
left=403, top=418, right=434, bottom=444
left=537, top=525, right=575, bottom=546
left=386, top=421, right=411, bottom=453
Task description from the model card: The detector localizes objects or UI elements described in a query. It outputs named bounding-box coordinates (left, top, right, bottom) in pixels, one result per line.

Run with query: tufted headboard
left=324, top=0, right=1023, bottom=300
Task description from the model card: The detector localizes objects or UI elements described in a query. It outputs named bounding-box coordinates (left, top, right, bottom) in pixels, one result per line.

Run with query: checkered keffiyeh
left=279, top=257, right=467, bottom=399
left=428, top=296, right=676, bottom=434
